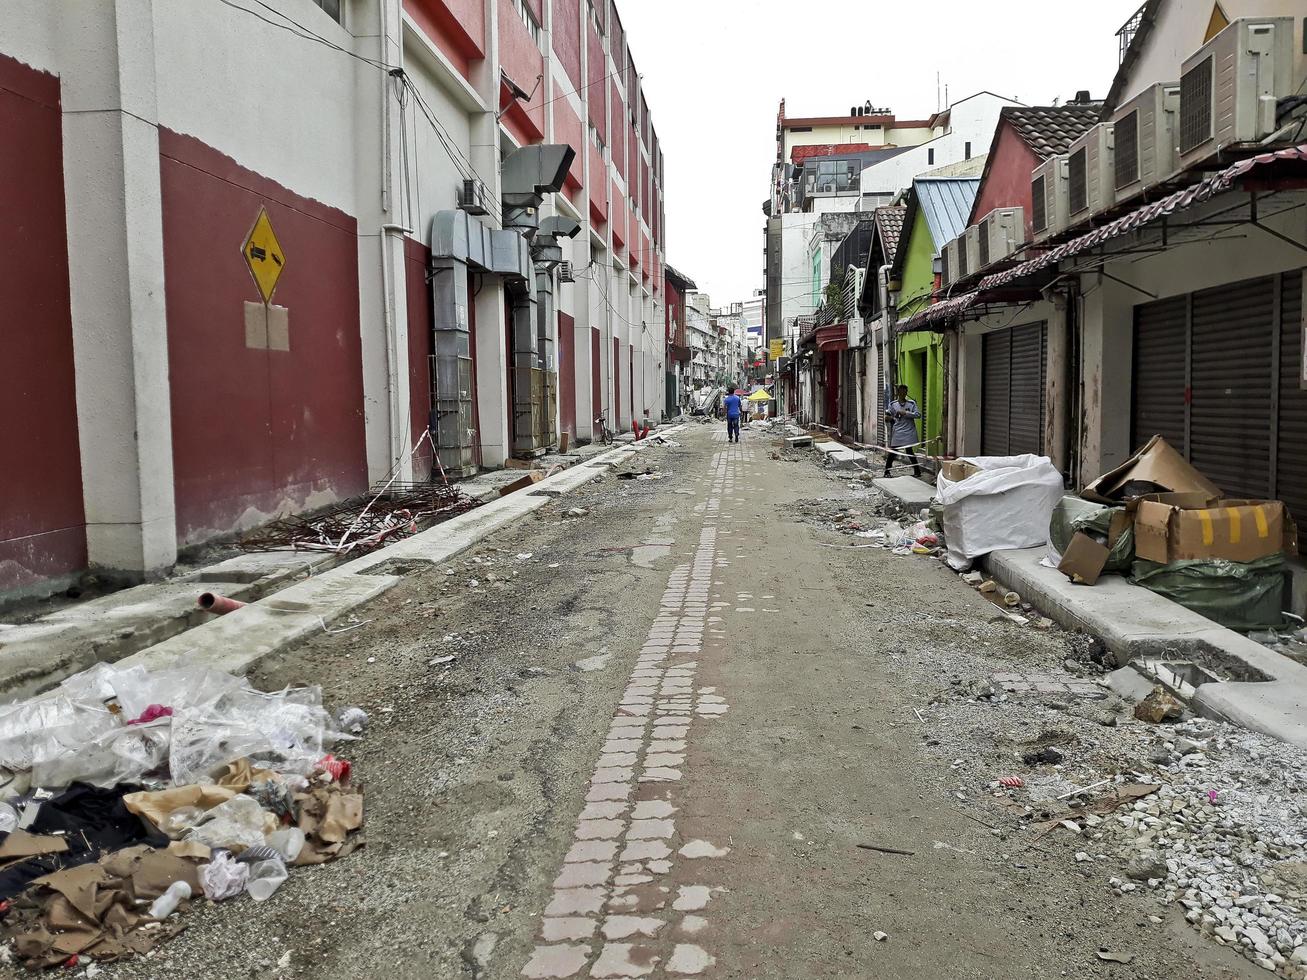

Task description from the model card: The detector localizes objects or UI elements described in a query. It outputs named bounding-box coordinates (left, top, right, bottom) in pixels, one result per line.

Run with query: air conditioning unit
left=1031, top=155, right=1071, bottom=245
left=557, top=261, right=576, bottom=283
left=977, top=207, right=1025, bottom=268
left=458, top=178, right=489, bottom=216
left=1178, top=17, right=1294, bottom=171
left=1066, top=122, right=1116, bottom=223
left=941, top=238, right=959, bottom=289
left=1112, top=82, right=1181, bottom=202
left=961, top=225, right=981, bottom=281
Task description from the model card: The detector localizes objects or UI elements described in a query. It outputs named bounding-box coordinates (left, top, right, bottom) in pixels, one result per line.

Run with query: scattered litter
left=998, top=776, right=1025, bottom=789
left=856, top=843, right=915, bottom=856
left=1096, top=951, right=1134, bottom=965
left=873, top=931, right=889, bottom=942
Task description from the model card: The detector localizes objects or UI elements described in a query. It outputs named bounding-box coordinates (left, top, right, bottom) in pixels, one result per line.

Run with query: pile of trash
left=0, top=662, right=365, bottom=968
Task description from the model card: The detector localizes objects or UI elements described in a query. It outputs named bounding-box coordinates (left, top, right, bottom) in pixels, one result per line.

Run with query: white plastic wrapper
left=934, top=455, right=1067, bottom=570
left=185, top=795, right=269, bottom=850
left=200, top=851, right=249, bottom=901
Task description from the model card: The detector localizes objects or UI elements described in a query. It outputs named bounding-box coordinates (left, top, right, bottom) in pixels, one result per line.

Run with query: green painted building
left=888, top=177, right=979, bottom=454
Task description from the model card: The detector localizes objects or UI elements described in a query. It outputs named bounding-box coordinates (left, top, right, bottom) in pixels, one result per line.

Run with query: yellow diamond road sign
left=243, top=206, right=286, bottom=303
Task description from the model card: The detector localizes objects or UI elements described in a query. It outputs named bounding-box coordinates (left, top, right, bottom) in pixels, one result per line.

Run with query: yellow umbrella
left=747, top=389, right=774, bottom=402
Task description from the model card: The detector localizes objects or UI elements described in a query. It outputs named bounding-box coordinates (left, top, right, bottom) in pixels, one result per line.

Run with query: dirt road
left=90, top=424, right=1262, bottom=980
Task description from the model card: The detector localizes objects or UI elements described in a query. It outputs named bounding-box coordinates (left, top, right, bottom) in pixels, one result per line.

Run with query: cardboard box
left=558, top=432, right=570, bottom=454
left=498, top=471, right=544, bottom=497
left=940, top=459, right=980, bottom=483
left=1058, top=531, right=1110, bottom=585
left=1082, top=435, right=1221, bottom=504
left=1134, top=497, right=1289, bottom=563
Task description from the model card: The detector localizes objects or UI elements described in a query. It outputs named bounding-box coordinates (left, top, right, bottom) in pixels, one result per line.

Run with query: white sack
left=934, top=455, right=1066, bottom=569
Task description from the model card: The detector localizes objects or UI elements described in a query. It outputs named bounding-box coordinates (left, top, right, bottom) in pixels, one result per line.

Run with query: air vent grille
left=1068, top=148, right=1088, bottom=215
left=1180, top=55, right=1214, bottom=154
left=1115, top=110, right=1140, bottom=189
left=957, top=237, right=969, bottom=278
left=1032, top=175, right=1047, bottom=232
left=979, top=219, right=991, bottom=268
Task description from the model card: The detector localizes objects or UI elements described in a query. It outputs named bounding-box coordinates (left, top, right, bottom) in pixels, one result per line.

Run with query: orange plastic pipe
left=198, top=592, right=246, bottom=615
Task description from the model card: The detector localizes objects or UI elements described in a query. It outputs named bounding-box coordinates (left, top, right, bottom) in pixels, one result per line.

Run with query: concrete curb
left=117, top=430, right=683, bottom=678
left=987, top=547, right=1307, bottom=747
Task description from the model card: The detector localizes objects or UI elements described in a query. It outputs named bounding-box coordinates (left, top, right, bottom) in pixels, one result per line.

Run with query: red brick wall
left=0, top=53, right=87, bottom=591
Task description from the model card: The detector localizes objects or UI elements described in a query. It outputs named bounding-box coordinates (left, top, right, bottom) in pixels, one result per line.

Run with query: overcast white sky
left=617, top=0, right=1145, bottom=305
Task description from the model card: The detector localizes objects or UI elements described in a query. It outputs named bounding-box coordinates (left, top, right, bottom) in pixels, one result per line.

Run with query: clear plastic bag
left=184, top=795, right=270, bottom=850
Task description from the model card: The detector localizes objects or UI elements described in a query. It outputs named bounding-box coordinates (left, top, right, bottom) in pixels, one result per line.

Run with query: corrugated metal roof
left=915, top=177, right=980, bottom=248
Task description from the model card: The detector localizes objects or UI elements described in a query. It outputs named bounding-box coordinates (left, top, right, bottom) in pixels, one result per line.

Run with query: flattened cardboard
left=1135, top=497, right=1288, bottom=563
left=558, top=432, right=570, bottom=454
left=1082, top=435, right=1221, bottom=504
left=1058, top=531, right=1110, bottom=585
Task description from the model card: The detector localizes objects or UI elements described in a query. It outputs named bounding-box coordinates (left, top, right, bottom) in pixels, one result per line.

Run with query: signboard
left=769, top=339, right=784, bottom=361
left=243, top=206, right=286, bottom=303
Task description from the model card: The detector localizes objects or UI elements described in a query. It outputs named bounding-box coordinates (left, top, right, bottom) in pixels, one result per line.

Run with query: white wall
left=860, top=93, right=1018, bottom=196
left=1118, top=0, right=1306, bottom=107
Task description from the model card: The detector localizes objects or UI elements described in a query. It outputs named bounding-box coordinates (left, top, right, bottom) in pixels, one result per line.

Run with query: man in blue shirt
left=884, top=385, right=922, bottom=477
left=724, top=386, right=743, bottom=443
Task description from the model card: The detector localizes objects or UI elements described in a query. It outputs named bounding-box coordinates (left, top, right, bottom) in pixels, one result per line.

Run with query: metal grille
left=1180, top=55, right=1213, bottom=155
left=1068, top=148, right=1088, bottom=215
left=979, top=219, right=991, bottom=268
left=1115, top=110, right=1140, bottom=190
left=1031, top=175, right=1047, bottom=232
left=940, top=246, right=950, bottom=284
left=957, top=237, right=969, bottom=278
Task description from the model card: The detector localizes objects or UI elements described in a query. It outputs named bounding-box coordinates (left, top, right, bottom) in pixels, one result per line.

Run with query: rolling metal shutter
left=1131, top=295, right=1188, bottom=454
left=1008, top=323, right=1047, bottom=455
left=1134, top=273, right=1307, bottom=509
left=982, top=322, right=1046, bottom=456
left=1277, top=272, right=1307, bottom=518
left=1189, top=277, right=1274, bottom=499
left=981, top=330, right=1011, bottom=456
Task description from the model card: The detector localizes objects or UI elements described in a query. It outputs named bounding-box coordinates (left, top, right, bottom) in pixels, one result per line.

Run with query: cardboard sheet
left=1082, top=435, right=1221, bottom=504
left=1057, top=532, right=1110, bottom=585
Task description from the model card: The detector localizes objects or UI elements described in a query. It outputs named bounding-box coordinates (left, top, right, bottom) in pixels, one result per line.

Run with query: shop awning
left=979, top=143, right=1307, bottom=291
left=816, top=324, right=848, bottom=352
left=895, top=292, right=981, bottom=332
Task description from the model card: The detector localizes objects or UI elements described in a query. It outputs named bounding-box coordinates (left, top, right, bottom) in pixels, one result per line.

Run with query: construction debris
left=239, top=481, right=477, bottom=554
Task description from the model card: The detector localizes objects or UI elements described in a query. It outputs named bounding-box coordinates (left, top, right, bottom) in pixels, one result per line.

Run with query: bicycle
left=594, top=410, right=614, bottom=445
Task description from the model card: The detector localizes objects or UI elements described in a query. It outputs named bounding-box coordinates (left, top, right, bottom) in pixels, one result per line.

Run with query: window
left=789, top=126, right=812, bottom=133
left=587, top=0, right=605, bottom=35
left=964, top=141, right=972, bottom=159
left=310, top=0, right=342, bottom=23
left=589, top=122, right=606, bottom=155
left=810, top=159, right=858, bottom=195
left=927, top=148, right=935, bottom=165
left=511, top=0, right=541, bottom=44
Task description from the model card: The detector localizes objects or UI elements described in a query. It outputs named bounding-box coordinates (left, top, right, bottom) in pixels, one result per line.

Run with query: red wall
left=0, top=54, right=87, bottom=591
left=610, top=80, right=626, bottom=179
left=587, top=22, right=606, bottom=142
left=498, top=0, right=544, bottom=141
left=558, top=312, right=576, bottom=440
left=971, top=121, right=1042, bottom=240
left=553, top=0, right=582, bottom=91
left=159, top=129, right=367, bottom=545
left=589, top=143, right=607, bottom=223
left=404, top=237, right=434, bottom=481
left=404, top=0, right=485, bottom=81
left=554, top=97, right=584, bottom=192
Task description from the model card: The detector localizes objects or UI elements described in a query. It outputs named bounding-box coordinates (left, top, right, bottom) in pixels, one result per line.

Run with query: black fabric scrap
left=0, top=783, right=166, bottom=901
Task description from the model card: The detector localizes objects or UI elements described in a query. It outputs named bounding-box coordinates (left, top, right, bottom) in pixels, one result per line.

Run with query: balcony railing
left=1117, top=1, right=1147, bottom=63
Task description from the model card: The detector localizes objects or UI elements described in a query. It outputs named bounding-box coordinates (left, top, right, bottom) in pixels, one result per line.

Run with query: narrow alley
left=66, top=425, right=1277, bottom=980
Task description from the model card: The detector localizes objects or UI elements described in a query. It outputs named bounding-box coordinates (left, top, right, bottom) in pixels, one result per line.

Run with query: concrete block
left=873, top=476, right=936, bottom=512
left=784, top=436, right=813, bottom=449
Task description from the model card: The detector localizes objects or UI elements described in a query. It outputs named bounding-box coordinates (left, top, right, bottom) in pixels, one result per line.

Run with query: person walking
left=724, top=385, right=743, bottom=443
left=884, top=384, right=922, bottom=478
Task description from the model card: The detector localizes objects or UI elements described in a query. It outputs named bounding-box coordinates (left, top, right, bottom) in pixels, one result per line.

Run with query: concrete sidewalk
left=988, top=547, right=1307, bottom=747
left=118, top=431, right=682, bottom=680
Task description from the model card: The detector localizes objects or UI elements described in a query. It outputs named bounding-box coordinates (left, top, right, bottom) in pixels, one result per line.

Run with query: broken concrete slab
left=987, top=547, right=1307, bottom=748
left=873, top=476, right=936, bottom=512
left=784, top=435, right=814, bottom=449
left=813, top=442, right=865, bottom=468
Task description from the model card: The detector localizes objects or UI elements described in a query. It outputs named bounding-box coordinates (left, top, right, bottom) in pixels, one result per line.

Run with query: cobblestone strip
left=522, top=449, right=739, bottom=978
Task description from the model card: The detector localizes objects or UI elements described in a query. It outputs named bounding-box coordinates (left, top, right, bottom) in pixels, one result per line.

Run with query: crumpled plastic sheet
left=200, top=850, right=249, bottom=901
left=0, top=662, right=348, bottom=792
left=184, top=795, right=271, bottom=850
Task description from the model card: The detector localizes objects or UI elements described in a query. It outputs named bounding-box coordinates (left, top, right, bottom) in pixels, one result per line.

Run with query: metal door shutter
left=982, top=330, right=1012, bottom=456
left=1278, top=272, right=1307, bottom=517
left=1131, top=296, right=1187, bottom=454
left=1189, top=276, right=1275, bottom=499
left=871, top=342, right=883, bottom=444
left=1008, top=323, right=1047, bottom=455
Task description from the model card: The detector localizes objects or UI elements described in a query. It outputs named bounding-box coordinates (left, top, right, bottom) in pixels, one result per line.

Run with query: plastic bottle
left=148, top=880, right=192, bottom=919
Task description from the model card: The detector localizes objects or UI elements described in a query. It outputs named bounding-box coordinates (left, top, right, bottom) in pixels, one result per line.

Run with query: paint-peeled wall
left=0, top=53, right=86, bottom=591
left=160, top=129, right=368, bottom=545
left=969, top=122, right=1042, bottom=239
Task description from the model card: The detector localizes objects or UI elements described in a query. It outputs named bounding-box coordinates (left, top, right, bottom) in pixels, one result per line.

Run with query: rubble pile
left=0, top=662, right=365, bottom=969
